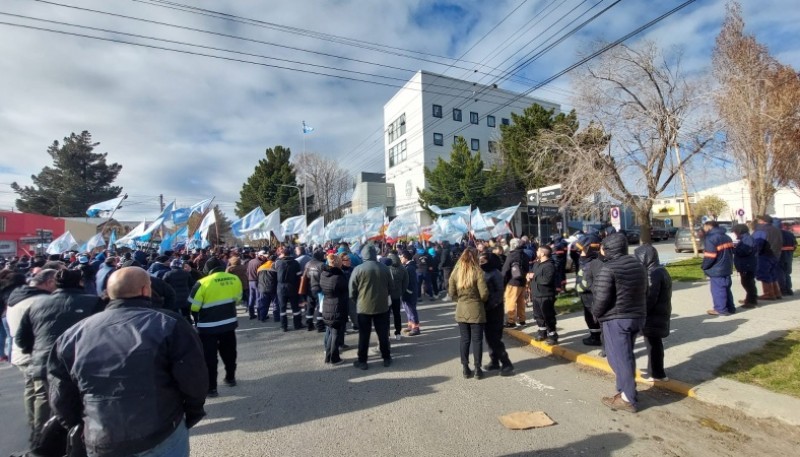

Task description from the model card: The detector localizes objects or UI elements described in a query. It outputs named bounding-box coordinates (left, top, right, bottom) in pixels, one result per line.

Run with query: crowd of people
left=0, top=216, right=795, bottom=455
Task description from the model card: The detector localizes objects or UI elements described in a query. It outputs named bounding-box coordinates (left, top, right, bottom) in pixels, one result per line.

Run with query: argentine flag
left=302, top=121, right=314, bottom=134
left=86, top=195, right=126, bottom=218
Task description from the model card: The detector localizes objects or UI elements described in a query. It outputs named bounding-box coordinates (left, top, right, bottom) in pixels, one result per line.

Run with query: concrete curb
left=504, top=328, right=698, bottom=397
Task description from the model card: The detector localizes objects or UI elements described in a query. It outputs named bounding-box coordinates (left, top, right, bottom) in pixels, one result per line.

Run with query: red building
left=0, top=211, right=66, bottom=257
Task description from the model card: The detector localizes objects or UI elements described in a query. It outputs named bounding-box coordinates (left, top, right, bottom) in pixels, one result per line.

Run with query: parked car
left=675, top=228, right=703, bottom=253
left=650, top=226, right=670, bottom=241
left=622, top=229, right=640, bottom=245
left=667, top=227, right=679, bottom=238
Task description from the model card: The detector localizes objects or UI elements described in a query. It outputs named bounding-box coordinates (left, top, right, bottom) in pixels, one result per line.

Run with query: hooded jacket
left=163, top=267, right=194, bottom=310
left=481, top=254, right=504, bottom=311
left=634, top=245, right=672, bottom=338
left=257, top=263, right=278, bottom=295
left=305, top=252, right=325, bottom=296
left=591, top=233, right=647, bottom=322
left=5, top=285, right=50, bottom=367
left=733, top=233, right=757, bottom=273
left=16, top=287, right=103, bottom=379
left=275, top=255, right=301, bottom=295
left=449, top=263, right=488, bottom=324
left=387, top=253, right=409, bottom=301
left=319, top=265, right=349, bottom=326
left=349, top=245, right=393, bottom=315
left=48, top=297, right=208, bottom=457
left=402, top=258, right=419, bottom=302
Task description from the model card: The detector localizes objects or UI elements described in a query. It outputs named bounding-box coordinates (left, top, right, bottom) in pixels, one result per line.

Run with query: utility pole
left=674, top=143, right=700, bottom=256
left=159, top=194, right=165, bottom=212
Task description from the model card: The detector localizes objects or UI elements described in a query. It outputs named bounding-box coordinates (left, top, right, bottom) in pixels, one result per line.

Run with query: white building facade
left=384, top=70, right=559, bottom=225
left=695, top=179, right=800, bottom=222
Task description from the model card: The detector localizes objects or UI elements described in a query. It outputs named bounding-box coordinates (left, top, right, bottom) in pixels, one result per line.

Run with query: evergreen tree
left=235, top=145, right=300, bottom=217
left=417, top=137, right=498, bottom=213
left=499, top=104, right=579, bottom=191
left=11, top=131, right=122, bottom=216
left=208, top=205, right=233, bottom=245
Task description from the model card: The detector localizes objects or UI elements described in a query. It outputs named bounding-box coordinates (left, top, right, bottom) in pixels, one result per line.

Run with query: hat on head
left=77, top=255, right=89, bottom=264
left=170, top=259, right=183, bottom=268
left=205, top=257, right=223, bottom=271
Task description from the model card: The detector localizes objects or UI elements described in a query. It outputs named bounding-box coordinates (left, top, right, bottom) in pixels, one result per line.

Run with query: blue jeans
left=248, top=281, right=259, bottom=316
left=1, top=316, right=10, bottom=359
left=130, top=421, right=189, bottom=457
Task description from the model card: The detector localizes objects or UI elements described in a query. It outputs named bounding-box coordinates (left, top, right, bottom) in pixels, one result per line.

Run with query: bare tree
left=294, top=152, right=352, bottom=220
left=542, top=41, right=715, bottom=243
left=713, top=1, right=800, bottom=216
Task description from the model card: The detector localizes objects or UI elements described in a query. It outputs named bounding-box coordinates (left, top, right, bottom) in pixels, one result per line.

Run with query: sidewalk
left=505, top=262, right=800, bottom=426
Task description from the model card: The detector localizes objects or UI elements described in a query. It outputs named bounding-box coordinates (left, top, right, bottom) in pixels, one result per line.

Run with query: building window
left=433, top=133, right=444, bottom=146
left=487, top=115, right=495, bottom=128
left=388, top=139, right=407, bottom=167
left=471, top=138, right=479, bottom=151
left=387, top=113, right=406, bottom=143
left=470, top=111, right=479, bottom=124
left=501, top=117, right=510, bottom=126
left=432, top=104, right=443, bottom=118
left=488, top=140, right=497, bottom=154
left=453, top=108, right=462, bottom=122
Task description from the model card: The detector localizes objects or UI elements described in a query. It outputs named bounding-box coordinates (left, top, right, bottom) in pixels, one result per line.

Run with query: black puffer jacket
left=320, top=266, right=348, bottom=327
left=634, top=245, right=673, bottom=338
left=501, top=247, right=529, bottom=287
left=531, top=258, right=556, bottom=298
left=163, top=268, right=194, bottom=311
left=305, top=255, right=324, bottom=296
left=481, top=254, right=504, bottom=310
left=591, top=233, right=647, bottom=323
left=275, top=256, right=301, bottom=296
left=15, top=288, right=103, bottom=379
left=48, top=297, right=208, bottom=457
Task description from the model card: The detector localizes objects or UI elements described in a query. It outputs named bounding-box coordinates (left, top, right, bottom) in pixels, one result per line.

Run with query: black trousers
left=579, top=293, right=600, bottom=331
left=532, top=296, right=557, bottom=333
left=484, top=305, right=508, bottom=364
left=458, top=322, right=484, bottom=367
left=644, top=335, right=666, bottom=379
left=278, top=290, right=302, bottom=330
left=390, top=297, right=403, bottom=335
left=740, top=270, right=758, bottom=305
left=200, top=330, right=237, bottom=390
left=357, top=313, right=391, bottom=363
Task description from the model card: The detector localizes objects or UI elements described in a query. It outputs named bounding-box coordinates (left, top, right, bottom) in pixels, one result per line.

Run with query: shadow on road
left=498, top=432, right=633, bottom=457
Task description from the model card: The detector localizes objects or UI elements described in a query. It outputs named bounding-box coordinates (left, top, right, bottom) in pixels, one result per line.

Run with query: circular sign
left=737, top=208, right=745, bottom=217
left=611, top=208, right=620, bottom=218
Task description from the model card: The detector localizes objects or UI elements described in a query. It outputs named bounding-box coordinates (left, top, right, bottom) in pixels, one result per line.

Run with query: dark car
left=667, top=227, right=679, bottom=238
left=650, top=226, right=670, bottom=241
left=622, top=229, right=640, bottom=245
left=674, top=228, right=703, bottom=253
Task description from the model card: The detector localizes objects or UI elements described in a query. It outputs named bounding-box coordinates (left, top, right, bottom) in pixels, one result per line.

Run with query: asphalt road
left=5, top=297, right=798, bottom=457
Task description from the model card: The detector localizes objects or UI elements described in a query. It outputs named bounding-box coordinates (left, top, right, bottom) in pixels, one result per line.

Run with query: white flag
left=46, top=231, right=78, bottom=255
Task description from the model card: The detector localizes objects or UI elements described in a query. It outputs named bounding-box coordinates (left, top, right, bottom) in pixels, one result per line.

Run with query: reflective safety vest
left=189, top=271, right=242, bottom=334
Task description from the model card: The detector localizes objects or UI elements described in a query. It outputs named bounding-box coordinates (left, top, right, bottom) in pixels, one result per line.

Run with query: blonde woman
left=449, top=248, right=489, bottom=379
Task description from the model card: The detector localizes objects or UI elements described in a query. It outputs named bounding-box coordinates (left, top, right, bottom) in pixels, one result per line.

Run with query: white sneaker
left=395, top=334, right=401, bottom=341
left=641, top=376, right=669, bottom=382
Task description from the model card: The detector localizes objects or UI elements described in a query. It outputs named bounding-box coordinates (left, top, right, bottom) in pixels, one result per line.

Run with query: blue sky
left=0, top=0, right=798, bottom=220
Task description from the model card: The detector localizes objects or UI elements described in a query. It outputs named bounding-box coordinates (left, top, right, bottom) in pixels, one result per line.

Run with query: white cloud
left=1, top=0, right=797, bottom=219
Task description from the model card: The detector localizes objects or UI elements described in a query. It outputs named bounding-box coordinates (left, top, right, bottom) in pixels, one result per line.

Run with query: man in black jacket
left=275, top=247, right=302, bottom=331
left=15, top=269, right=102, bottom=444
left=48, top=266, right=208, bottom=457
left=529, top=246, right=557, bottom=344
left=591, top=233, right=647, bottom=413
left=480, top=252, right=514, bottom=375
left=304, top=250, right=326, bottom=331
left=439, top=241, right=455, bottom=299
left=121, top=259, right=177, bottom=312
left=576, top=233, right=603, bottom=346
left=164, top=259, right=195, bottom=321
left=501, top=238, right=530, bottom=328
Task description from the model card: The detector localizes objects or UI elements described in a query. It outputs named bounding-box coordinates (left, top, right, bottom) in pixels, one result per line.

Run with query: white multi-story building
left=384, top=70, right=559, bottom=225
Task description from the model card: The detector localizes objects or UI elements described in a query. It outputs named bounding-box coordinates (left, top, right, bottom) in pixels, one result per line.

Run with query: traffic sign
left=527, top=205, right=559, bottom=217
left=527, top=206, right=537, bottom=216
left=610, top=206, right=621, bottom=231
left=538, top=184, right=562, bottom=202
left=526, top=190, right=538, bottom=204
left=19, top=236, right=53, bottom=244
left=737, top=208, right=745, bottom=217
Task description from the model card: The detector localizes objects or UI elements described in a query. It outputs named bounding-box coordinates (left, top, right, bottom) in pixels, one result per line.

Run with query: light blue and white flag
left=300, top=217, right=325, bottom=245
left=115, top=220, right=147, bottom=248
left=430, top=205, right=471, bottom=217
left=231, top=207, right=266, bottom=239
left=86, top=196, right=125, bottom=218
left=85, top=232, right=106, bottom=251
left=196, top=209, right=217, bottom=241
left=138, top=201, right=176, bottom=241
left=484, top=204, right=520, bottom=224
left=281, top=215, right=307, bottom=236
left=302, top=121, right=314, bottom=134
left=244, top=208, right=283, bottom=240
left=171, top=208, right=191, bottom=226
left=46, top=231, right=78, bottom=255
left=109, top=229, right=117, bottom=248
left=190, top=197, right=215, bottom=215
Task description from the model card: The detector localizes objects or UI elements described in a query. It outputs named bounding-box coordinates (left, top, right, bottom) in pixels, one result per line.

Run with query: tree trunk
left=749, top=178, right=775, bottom=217
left=637, top=206, right=652, bottom=245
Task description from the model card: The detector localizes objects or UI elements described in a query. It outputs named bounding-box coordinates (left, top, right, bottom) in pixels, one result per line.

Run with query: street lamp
left=279, top=184, right=305, bottom=216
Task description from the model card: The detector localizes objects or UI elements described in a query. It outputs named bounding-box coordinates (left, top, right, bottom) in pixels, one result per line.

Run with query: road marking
left=516, top=373, right=555, bottom=393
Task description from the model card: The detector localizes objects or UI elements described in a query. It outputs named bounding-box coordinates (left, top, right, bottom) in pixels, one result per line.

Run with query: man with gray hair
left=4, top=269, right=57, bottom=444
left=501, top=238, right=530, bottom=327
